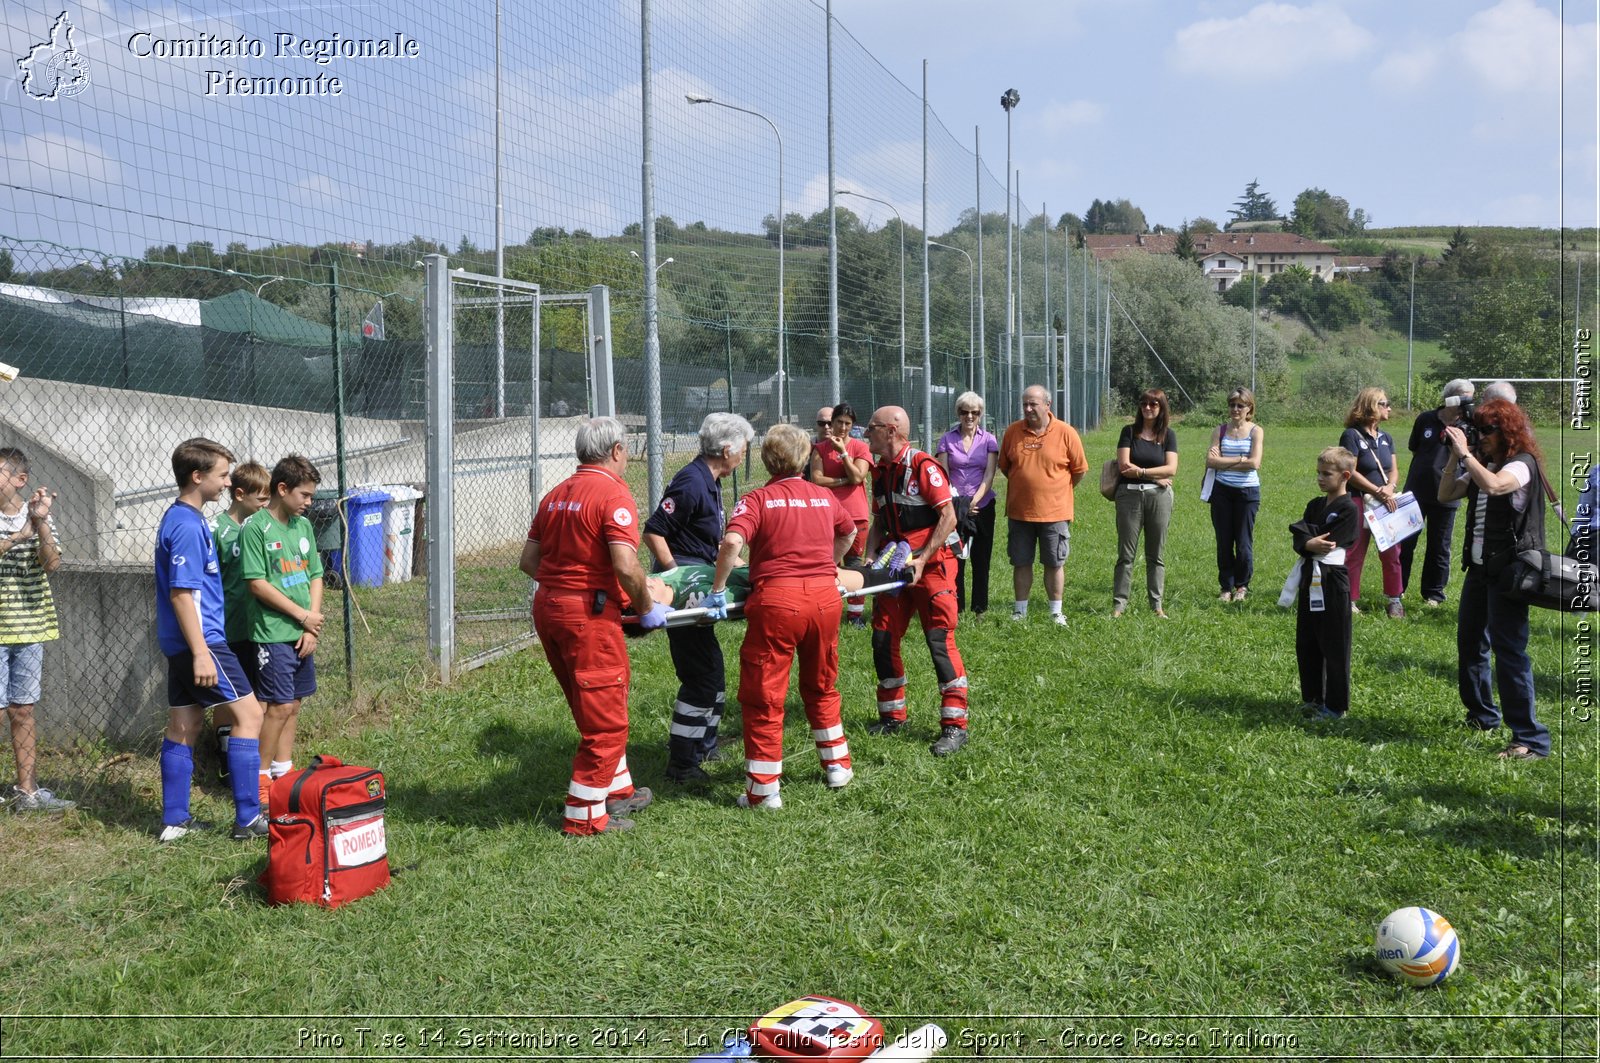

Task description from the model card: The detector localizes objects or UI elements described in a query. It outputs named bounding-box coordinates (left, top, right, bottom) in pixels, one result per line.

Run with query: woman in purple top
left=936, top=390, right=1000, bottom=613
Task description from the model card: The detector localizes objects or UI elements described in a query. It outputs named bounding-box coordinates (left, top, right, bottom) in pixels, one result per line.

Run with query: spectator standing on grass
left=519, top=417, right=668, bottom=834
left=154, top=438, right=267, bottom=841
left=1293, top=447, right=1361, bottom=721
left=1399, top=380, right=1475, bottom=608
left=809, top=402, right=874, bottom=626
left=1206, top=387, right=1263, bottom=603
left=936, top=391, right=999, bottom=615
left=1111, top=389, right=1179, bottom=618
left=999, top=385, right=1087, bottom=624
left=703, top=424, right=858, bottom=809
left=240, top=456, right=326, bottom=811
left=864, top=406, right=970, bottom=756
left=1339, top=387, right=1405, bottom=618
left=810, top=406, right=833, bottom=481
left=210, top=460, right=269, bottom=784
left=1439, top=398, right=1550, bottom=760
left=642, top=412, right=754, bottom=783
left=0, top=448, right=71, bottom=813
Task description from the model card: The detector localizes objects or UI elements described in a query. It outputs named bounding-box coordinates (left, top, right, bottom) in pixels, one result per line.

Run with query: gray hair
left=575, top=416, right=626, bottom=463
left=1441, top=378, right=1474, bottom=402
left=698, top=412, right=756, bottom=460
left=954, top=390, right=984, bottom=414
left=1482, top=380, right=1518, bottom=404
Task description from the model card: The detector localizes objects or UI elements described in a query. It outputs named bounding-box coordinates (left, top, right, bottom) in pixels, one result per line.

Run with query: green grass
left=3, top=426, right=1595, bottom=1059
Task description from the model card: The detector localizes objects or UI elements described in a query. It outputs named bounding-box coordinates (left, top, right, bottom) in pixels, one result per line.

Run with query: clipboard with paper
left=1363, top=491, right=1424, bottom=551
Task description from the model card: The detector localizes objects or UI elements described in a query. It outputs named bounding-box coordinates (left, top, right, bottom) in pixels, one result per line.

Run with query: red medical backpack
left=260, top=755, right=390, bottom=908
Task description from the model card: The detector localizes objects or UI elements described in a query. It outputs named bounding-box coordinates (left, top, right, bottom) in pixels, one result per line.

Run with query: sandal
left=1497, top=744, right=1546, bottom=760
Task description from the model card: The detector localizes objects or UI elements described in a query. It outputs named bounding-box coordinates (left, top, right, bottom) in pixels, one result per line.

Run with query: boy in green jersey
left=240, top=455, right=325, bottom=808
left=210, top=461, right=269, bottom=780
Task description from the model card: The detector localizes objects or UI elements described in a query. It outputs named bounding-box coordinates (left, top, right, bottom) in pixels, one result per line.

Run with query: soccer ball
left=1374, top=906, right=1460, bottom=986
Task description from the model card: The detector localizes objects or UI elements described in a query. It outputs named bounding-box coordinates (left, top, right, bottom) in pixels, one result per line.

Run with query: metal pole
left=725, top=313, right=737, bottom=501
left=494, top=0, right=505, bottom=419
left=329, top=259, right=354, bottom=685
left=1016, top=169, right=1024, bottom=402
left=826, top=0, right=840, bottom=403
left=974, top=125, right=987, bottom=409
left=1043, top=199, right=1051, bottom=405
left=1002, top=90, right=1017, bottom=422
left=1063, top=228, right=1072, bottom=421
left=1250, top=271, right=1258, bottom=396
left=424, top=255, right=455, bottom=681
left=1406, top=257, right=1416, bottom=411
left=921, top=60, right=934, bottom=451
left=838, top=190, right=905, bottom=396
left=640, top=0, right=663, bottom=507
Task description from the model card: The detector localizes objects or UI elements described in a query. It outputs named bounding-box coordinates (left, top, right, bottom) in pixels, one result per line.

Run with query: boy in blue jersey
left=154, top=438, right=267, bottom=842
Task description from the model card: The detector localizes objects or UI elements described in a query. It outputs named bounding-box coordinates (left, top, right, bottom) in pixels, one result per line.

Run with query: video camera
left=1443, top=394, right=1478, bottom=449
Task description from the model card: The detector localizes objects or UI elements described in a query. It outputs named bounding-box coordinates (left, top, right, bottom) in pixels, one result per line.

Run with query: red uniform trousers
left=737, top=577, right=852, bottom=805
left=532, top=589, right=637, bottom=835
left=871, top=549, right=968, bottom=728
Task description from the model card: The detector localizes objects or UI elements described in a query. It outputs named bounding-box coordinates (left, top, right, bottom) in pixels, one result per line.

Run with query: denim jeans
left=1457, top=566, right=1548, bottom=754
left=1399, top=499, right=1457, bottom=603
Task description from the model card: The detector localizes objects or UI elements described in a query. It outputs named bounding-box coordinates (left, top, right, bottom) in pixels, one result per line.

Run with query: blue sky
left=3, top=0, right=1594, bottom=264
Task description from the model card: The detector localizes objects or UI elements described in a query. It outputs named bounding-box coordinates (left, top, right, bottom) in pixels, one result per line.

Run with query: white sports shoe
left=824, top=765, right=854, bottom=789
left=736, top=793, right=783, bottom=810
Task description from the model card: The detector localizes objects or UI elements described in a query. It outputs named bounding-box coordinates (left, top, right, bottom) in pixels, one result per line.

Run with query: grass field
left=3, top=423, right=1596, bottom=1061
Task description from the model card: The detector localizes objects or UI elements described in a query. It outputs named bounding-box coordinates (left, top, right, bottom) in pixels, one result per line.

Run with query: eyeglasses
left=958, top=409, right=980, bottom=417
left=1140, top=401, right=1161, bottom=408
left=1477, top=424, right=1500, bottom=436
left=1229, top=403, right=1250, bottom=411
left=866, top=422, right=891, bottom=432
left=817, top=420, right=830, bottom=426
left=1377, top=400, right=1392, bottom=407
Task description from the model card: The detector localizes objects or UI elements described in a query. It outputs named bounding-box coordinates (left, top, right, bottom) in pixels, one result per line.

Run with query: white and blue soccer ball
left=1374, top=906, right=1461, bottom=987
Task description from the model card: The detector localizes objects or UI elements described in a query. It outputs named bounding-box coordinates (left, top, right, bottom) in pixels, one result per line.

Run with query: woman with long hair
left=1339, top=386, right=1404, bottom=617
left=1205, top=387, right=1264, bottom=602
left=1111, top=388, right=1179, bottom=617
left=1437, top=398, right=1550, bottom=759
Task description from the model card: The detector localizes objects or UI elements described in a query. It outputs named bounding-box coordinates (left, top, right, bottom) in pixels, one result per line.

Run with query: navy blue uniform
left=644, top=458, right=727, bottom=776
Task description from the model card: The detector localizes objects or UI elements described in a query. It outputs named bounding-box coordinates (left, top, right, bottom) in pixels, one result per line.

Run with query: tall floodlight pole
left=1063, top=227, right=1072, bottom=421
left=839, top=189, right=905, bottom=393
left=1043, top=200, right=1051, bottom=406
left=974, top=126, right=986, bottom=408
left=1015, top=169, right=1024, bottom=402
left=1001, top=88, right=1019, bottom=419
left=1406, top=257, right=1416, bottom=410
left=1080, top=245, right=1088, bottom=426
left=687, top=93, right=785, bottom=423
left=826, top=0, right=840, bottom=402
left=1250, top=270, right=1258, bottom=395
left=494, top=0, right=505, bottom=418
left=921, top=61, right=934, bottom=450
left=929, top=242, right=975, bottom=392
left=639, top=0, right=663, bottom=505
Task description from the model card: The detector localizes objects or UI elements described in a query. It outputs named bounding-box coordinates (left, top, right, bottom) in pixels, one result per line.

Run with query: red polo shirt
left=528, top=465, right=640, bottom=601
left=726, top=475, right=855, bottom=581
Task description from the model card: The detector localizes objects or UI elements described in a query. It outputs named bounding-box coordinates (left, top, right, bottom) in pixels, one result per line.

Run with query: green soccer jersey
left=239, top=509, right=324, bottom=644
left=213, top=511, right=255, bottom=644
left=655, top=564, right=752, bottom=610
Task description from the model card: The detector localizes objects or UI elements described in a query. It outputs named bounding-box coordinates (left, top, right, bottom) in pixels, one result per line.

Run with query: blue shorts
left=0, top=643, right=44, bottom=705
left=167, top=644, right=254, bottom=709
left=254, top=642, right=317, bottom=704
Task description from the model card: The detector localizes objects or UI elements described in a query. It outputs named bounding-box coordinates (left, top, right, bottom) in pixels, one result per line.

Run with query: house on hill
left=1086, top=231, right=1341, bottom=293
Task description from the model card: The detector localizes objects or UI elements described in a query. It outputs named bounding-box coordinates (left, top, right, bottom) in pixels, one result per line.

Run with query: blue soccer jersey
left=155, top=502, right=227, bottom=656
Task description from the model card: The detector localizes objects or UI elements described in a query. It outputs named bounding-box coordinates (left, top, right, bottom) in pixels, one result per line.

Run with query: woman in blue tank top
left=1205, top=387, right=1263, bottom=601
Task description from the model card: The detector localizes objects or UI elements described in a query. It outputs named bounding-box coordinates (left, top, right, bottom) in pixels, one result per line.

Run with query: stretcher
left=624, top=563, right=909, bottom=629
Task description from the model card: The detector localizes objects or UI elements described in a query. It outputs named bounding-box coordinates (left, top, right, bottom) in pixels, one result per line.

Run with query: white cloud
left=0, top=131, right=122, bottom=191
left=1371, top=46, right=1439, bottom=90
left=291, top=174, right=342, bottom=208
left=1037, top=99, right=1105, bottom=135
left=1170, top=3, right=1373, bottom=78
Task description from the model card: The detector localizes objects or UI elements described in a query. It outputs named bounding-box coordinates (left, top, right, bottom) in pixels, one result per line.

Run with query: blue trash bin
left=343, top=489, right=391, bottom=588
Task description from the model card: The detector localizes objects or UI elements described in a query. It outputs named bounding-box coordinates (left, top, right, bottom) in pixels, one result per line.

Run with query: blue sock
left=160, top=739, right=194, bottom=826
left=227, top=737, right=261, bottom=825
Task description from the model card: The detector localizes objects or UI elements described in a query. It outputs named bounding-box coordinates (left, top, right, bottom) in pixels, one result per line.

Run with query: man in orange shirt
left=998, top=385, right=1088, bottom=624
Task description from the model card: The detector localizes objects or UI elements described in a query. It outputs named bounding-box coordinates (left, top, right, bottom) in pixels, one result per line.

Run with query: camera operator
left=1399, top=379, right=1474, bottom=607
left=1438, top=398, right=1549, bottom=760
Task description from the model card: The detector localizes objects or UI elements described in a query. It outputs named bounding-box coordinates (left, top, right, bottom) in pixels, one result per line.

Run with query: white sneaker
left=1010, top=610, right=1026, bottom=621
left=736, top=793, right=783, bottom=810
left=158, top=816, right=210, bottom=842
left=1050, top=612, right=1067, bottom=626
left=824, top=765, right=854, bottom=789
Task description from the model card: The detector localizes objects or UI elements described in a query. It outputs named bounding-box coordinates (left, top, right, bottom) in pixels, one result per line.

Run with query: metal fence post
left=330, top=260, right=355, bottom=685
left=588, top=284, right=615, bottom=416
left=425, top=255, right=455, bottom=682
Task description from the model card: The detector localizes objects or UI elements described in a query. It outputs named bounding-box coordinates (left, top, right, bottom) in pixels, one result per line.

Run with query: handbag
left=1200, top=422, right=1226, bottom=502
left=1099, top=459, right=1119, bottom=501
left=1502, top=548, right=1597, bottom=612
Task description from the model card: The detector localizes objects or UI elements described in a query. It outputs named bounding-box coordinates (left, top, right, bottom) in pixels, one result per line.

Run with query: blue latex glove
left=639, top=602, right=671, bottom=631
left=703, top=589, right=728, bottom=621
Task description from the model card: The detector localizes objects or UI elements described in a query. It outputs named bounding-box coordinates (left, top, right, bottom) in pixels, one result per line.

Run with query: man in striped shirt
left=0, top=448, right=72, bottom=813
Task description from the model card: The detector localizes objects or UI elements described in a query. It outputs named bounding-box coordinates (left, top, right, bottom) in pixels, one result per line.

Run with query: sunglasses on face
left=1377, top=400, right=1392, bottom=407
left=1140, top=401, right=1160, bottom=408
left=1229, top=403, right=1250, bottom=410
left=958, top=409, right=980, bottom=417
left=1477, top=424, right=1500, bottom=436
left=817, top=420, right=831, bottom=426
